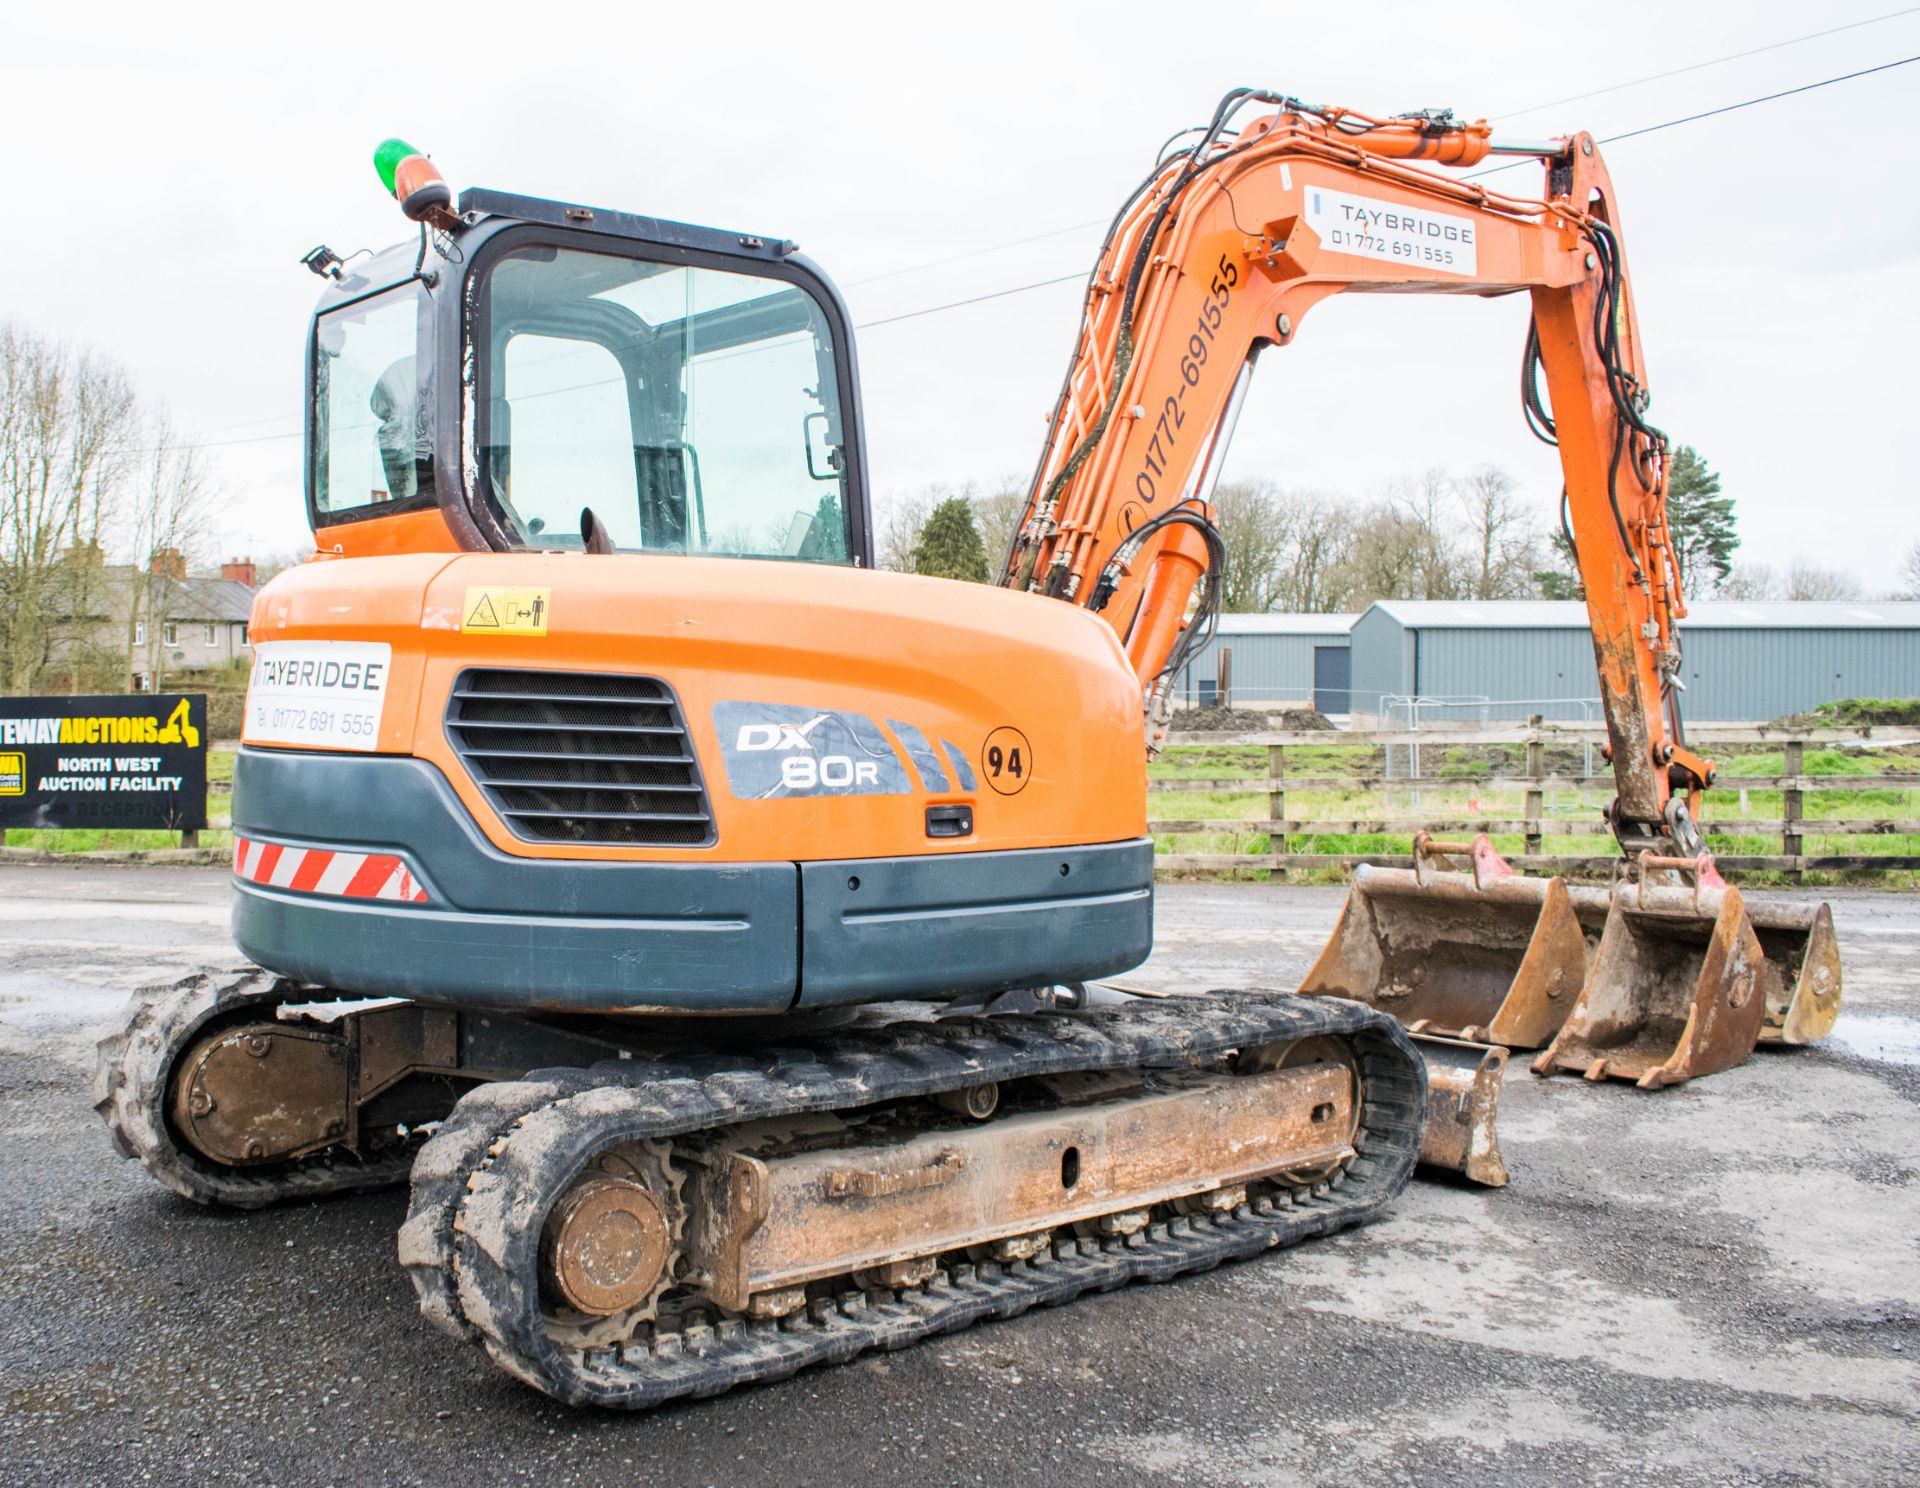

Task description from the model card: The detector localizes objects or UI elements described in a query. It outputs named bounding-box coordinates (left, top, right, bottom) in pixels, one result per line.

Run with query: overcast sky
left=3, top=2, right=1915, bottom=590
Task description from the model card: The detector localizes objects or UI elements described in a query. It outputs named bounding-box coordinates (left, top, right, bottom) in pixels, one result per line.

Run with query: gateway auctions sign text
left=0, top=694, right=208, bottom=831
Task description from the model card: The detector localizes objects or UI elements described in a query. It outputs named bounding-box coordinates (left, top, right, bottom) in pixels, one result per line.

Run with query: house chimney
left=148, top=547, right=188, bottom=581
left=221, top=555, right=258, bottom=586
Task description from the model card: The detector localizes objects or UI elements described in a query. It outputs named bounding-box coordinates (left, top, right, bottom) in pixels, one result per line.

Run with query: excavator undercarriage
left=99, top=969, right=1421, bottom=1408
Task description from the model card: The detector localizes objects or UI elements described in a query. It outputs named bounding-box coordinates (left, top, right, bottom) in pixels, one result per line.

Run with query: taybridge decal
left=713, top=702, right=912, bottom=799
left=246, top=641, right=391, bottom=751
left=1303, top=185, right=1478, bottom=276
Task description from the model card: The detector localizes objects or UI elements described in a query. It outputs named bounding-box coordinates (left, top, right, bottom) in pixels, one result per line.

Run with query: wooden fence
left=1151, top=721, right=1920, bottom=876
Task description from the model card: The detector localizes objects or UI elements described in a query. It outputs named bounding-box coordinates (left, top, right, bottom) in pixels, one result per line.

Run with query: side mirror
left=803, top=410, right=842, bottom=482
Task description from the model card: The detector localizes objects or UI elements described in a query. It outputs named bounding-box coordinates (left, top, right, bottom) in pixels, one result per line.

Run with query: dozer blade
left=1300, top=834, right=1592, bottom=1049
left=1532, top=860, right=1768, bottom=1090
left=1411, top=1034, right=1509, bottom=1187
left=1743, top=897, right=1843, bottom=1045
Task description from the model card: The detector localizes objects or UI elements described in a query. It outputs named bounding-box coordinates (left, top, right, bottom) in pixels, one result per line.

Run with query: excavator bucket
left=1300, top=835, right=1592, bottom=1049
left=1532, top=859, right=1768, bottom=1089
left=1745, top=898, right=1844, bottom=1045
left=1411, top=1034, right=1510, bottom=1187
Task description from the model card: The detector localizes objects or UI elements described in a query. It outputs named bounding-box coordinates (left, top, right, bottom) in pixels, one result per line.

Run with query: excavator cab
left=306, top=187, right=872, bottom=567
left=259, top=178, right=1163, bottom=1016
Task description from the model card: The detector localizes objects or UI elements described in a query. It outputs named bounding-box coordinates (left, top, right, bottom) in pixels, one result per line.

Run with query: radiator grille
left=445, top=669, right=714, bottom=847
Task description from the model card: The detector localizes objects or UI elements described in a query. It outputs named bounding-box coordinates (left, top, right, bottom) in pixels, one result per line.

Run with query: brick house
left=124, top=553, right=259, bottom=690
left=31, top=550, right=262, bottom=693
left=129, top=552, right=259, bottom=687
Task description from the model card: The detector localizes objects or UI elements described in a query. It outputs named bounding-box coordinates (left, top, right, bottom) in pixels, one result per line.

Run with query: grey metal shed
left=1173, top=613, right=1357, bottom=714
left=1347, top=600, right=1920, bottom=724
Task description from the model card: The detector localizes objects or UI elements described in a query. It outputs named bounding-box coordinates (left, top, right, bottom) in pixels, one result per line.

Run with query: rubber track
left=425, top=991, right=1423, bottom=1407
left=93, top=967, right=416, bottom=1209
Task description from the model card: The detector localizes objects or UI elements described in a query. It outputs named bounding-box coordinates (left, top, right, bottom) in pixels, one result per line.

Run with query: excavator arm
left=1000, top=88, right=1713, bottom=858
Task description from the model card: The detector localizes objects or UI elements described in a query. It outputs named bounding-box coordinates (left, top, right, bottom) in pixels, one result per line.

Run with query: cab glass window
left=312, top=282, right=432, bottom=516
left=476, top=245, right=850, bottom=562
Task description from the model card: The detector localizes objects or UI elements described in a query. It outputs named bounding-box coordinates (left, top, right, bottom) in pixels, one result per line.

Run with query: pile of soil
left=1771, top=698, right=1920, bottom=728
left=1177, top=707, right=1333, bottom=733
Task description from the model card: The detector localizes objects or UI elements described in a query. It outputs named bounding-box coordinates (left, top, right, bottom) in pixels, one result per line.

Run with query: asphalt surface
left=0, top=864, right=1914, bottom=1487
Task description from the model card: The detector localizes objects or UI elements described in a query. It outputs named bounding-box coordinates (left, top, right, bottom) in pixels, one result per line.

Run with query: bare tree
left=1210, top=480, right=1292, bottom=612
left=1206, top=481, right=1363, bottom=613
left=1458, top=464, right=1539, bottom=599
left=122, top=415, right=218, bottom=690
left=1715, top=563, right=1782, bottom=601
left=1782, top=560, right=1863, bottom=603
left=0, top=322, right=137, bottom=691
left=1895, top=541, right=1920, bottom=601
left=252, top=547, right=313, bottom=586
left=1337, top=501, right=1430, bottom=607
left=1273, top=489, right=1355, bottom=612
left=968, top=477, right=1026, bottom=580
left=874, top=484, right=940, bottom=573
left=1385, top=467, right=1466, bottom=601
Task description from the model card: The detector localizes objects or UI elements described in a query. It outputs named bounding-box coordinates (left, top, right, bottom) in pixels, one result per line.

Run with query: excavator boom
left=999, top=88, right=1839, bottom=1111
left=1000, top=89, right=1702, bottom=854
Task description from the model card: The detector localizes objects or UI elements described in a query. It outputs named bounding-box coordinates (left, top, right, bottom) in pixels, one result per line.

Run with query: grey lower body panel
left=231, top=747, right=1153, bottom=1015
left=232, top=886, right=796, bottom=1012
left=798, top=842, right=1155, bottom=1006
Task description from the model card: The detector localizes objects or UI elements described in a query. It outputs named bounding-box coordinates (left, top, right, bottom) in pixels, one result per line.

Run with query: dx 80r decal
left=713, top=703, right=913, bottom=799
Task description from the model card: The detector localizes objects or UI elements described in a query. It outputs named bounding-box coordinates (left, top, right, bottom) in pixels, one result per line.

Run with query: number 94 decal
left=981, top=726, right=1032, bottom=796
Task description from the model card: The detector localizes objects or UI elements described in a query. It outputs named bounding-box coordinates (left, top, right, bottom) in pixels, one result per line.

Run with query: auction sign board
left=0, top=694, right=208, bottom=831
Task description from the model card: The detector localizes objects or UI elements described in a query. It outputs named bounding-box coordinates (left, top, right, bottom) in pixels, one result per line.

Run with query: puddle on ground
left=1824, top=1014, right=1920, bottom=1069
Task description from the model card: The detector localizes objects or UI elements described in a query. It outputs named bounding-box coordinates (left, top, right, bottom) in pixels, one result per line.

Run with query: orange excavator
left=95, top=89, right=1835, bottom=1408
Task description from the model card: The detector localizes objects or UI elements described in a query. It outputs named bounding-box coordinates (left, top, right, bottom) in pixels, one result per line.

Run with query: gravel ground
left=0, top=864, right=1914, bottom=1487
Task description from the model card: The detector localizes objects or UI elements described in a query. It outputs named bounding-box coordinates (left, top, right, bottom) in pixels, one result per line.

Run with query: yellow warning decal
left=462, top=586, right=551, bottom=637
left=0, top=752, right=23, bottom=795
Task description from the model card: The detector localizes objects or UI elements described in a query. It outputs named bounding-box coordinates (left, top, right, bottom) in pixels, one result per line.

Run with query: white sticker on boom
left=1303, top=185, right=1477, bottom=276
left=245, top=641, right=392, bottom=752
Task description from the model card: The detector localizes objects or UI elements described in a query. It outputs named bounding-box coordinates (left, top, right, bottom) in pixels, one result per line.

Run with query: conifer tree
left=1664, top=446, right=1738, bottom=597
left=911, top=496, right=990, bottom=582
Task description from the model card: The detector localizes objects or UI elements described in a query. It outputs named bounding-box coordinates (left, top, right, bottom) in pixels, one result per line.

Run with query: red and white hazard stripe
left=232, top=836, right=430, bottom=904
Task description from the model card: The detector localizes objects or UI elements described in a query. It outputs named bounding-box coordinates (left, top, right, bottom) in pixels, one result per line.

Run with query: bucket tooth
left=1532, top=881, right=1767, bottom=1089
left=1411, top=1034, right=1509, bottom=1187
left=1745, top=899, right=1843, bottom=1045
left=1300, top=835, right=1591, bottom=1049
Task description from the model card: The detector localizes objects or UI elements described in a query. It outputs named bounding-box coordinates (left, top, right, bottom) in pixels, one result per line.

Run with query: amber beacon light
left=373, top=137, right=453, bottom=224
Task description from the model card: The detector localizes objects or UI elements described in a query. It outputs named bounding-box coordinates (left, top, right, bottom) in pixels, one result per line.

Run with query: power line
left=853, top=272, right=1087, bottom=329
left=1492, top=6, right=1920, bottom=120
left=1467, top=53, right=1920, bottom=178
left=846, top=16, right=1920, bottom=297
left=1601, top=52, right=1918, bottom=139
left=113, top=425, right=306, bottom=457
left=869, top=54, right=1920, bottom=324
left=183, top=409, right=304, bottom=439
left=165, top=51, right=1920, bottom=444
left=841, top=220, right=1106, bottom=288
